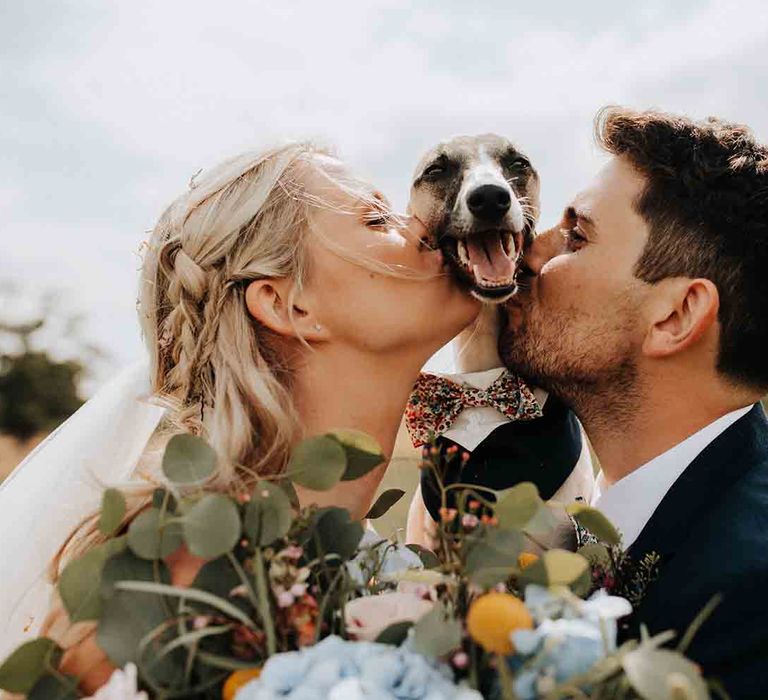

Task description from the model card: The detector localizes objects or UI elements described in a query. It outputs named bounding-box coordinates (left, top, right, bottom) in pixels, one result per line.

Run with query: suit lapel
left=628, top=403, right=768, bottom=562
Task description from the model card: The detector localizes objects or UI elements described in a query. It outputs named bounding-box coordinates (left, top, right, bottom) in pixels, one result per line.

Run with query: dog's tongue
left=466, top=234, right=514, bottom=284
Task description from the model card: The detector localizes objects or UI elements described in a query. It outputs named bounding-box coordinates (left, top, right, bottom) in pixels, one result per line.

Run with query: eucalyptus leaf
left=127, top=508, right=183, bottom=560
left=544, top=549, right=590, bottom=586
left=0, top=638, right=60, bottom=694
left=365, top=488, right=405, bottom=520
left=191, top=557, right=247, bottom=614
left=162, top=433, right=217, bottom=484
left=99, top=488, right=126, bottom=536
left=577, top=543, right=612, bottom=568
left=101, top=549, right=170, bottom=598
left=375, top=621, right=414, bottom=646
left=244, top=481, right=293, bottom=546
left=97, top=553, right=176, bottom=674
left=59, top=538, right=126, bottom=622
left=471, top=566, right=521, bottom=589
left=567, top=503, right=622, bottom=546
left=328, top=429, right=385, bottom=481
left=182, top=494, right=241, bottom=558
left=288, top=436, right=347, bottom=491
left=412, top=606, right=462, bottom=657
left=28, top=673, right=79, bottom=700
left=306, top=507, right=364, bottom=562
left=622, top=647, right=709, bottom=700
left=494, top=482, right=542, bottom=530
left=465, top=528, right=524, bottom=578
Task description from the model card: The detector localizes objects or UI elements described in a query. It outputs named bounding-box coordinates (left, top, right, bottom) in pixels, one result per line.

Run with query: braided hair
left=139, top=143, right=325, bottom=488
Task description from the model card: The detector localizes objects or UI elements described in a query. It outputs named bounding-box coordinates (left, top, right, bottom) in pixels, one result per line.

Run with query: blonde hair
left=139, top=142, right=334, bottom=487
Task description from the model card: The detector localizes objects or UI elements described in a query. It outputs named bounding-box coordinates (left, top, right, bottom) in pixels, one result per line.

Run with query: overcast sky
left=2, top=0, right=767, bottom=387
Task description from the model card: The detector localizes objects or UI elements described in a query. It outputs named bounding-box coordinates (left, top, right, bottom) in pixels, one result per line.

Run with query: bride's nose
left=525, top=225, right=562, bottom=275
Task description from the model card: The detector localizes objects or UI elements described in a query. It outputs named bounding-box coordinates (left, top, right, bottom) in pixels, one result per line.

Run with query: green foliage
left=288, top=431, right=385, bottom=491
left=365, top=488, right=405, bottom=520
left=59, top=537, right=126, bottom=622
left=519, top=549, right=591, bottom=591
left=567, top=502, right=622, bottom=546
left=412, top=605, right=462, bottom=657
left=27, top=673, right=79, bottom=699
left=99, top=488, right=127, bottom=536
left=465, top=527, right=524, bottom=587
left=244, top=481, right=293, bottom=546
left=288, top=436, right=347, bottom=490
left=182, top=494, right=241, bottom=558
left=0, top=638, right=61, bottom=693
left=327, top=428, right=385, bottom=480
left=0, top=352, right=83, bottom=440
left=494, top=482, right=542, bottom=530
left=127, top=508, right=184, bottom=560
left=162, top=434, right=217, bottom=484
left=0, top=429, right=715, bottom=700
left=305, top=506, right=364, bottom=562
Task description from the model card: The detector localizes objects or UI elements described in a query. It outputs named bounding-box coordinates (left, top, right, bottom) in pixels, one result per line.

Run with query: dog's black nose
left=466, top=184, right=511, bottom=222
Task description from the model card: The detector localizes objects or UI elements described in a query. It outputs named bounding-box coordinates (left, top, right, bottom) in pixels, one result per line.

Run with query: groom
left=500, top=108, right=768, bottom=699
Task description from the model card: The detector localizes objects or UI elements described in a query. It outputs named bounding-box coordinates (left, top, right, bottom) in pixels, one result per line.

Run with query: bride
left=0, top=142, right=480, bottom=693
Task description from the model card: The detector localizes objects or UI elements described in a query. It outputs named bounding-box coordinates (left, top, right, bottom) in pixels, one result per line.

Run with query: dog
left=405, top=134, right=591, bottom=551
left=408, top=134, right=540, bottom=373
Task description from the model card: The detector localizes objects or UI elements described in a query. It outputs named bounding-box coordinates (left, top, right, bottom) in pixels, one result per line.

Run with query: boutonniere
left=568, top=505, right=661, bottom=609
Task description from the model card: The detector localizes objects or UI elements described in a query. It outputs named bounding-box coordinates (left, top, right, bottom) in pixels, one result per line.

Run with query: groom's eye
left=561, top=226, right=587, bottom=251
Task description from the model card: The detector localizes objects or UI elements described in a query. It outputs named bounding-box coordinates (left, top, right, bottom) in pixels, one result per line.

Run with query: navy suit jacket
left=622, top=403, right=768, bottom=699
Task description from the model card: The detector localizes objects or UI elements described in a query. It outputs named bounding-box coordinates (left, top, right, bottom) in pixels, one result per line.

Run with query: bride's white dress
left=0, top=363, right=165, bottom=659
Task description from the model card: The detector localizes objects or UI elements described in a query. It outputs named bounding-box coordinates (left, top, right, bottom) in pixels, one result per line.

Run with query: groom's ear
left=244, top=279, right=328, bottom=342
left=642, top=278, right=720, bottom=358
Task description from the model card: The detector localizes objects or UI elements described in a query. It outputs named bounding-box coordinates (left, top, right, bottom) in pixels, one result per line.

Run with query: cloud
left=2, top=0, right=767, bottom=381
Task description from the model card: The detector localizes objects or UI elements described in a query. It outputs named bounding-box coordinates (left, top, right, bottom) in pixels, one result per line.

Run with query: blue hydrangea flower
left=235, top=636, right=481, bottom=700
left=508, top=586, right=632, bottom=699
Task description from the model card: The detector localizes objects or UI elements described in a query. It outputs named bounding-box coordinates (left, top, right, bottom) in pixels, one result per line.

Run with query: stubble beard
left=499, top=298, right=644, bottom=433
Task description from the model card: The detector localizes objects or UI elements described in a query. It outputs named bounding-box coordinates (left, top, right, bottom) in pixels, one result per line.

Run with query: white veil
left=0, top=361, right=165, bottom=659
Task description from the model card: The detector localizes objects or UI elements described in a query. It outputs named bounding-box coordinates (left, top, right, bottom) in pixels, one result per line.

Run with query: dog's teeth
left=502, top=233, right=514, bottom=257
left=457, top=240, right=469, bottom=265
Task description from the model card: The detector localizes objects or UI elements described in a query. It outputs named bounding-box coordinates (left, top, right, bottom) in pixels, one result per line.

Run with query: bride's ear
left=244, top=279, right=328, bottom=341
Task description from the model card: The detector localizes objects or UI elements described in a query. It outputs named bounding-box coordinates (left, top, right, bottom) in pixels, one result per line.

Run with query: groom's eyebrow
left=565, top=205, right=596, bottom=233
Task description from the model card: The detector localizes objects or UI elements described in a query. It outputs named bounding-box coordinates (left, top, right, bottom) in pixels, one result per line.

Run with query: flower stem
left=252, top=547, right=277, bottom=656
left=496, top=654, right=519, bottom=700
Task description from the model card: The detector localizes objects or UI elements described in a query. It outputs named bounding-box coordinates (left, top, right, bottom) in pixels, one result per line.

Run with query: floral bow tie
left=404, top=370, right=543, bottom=447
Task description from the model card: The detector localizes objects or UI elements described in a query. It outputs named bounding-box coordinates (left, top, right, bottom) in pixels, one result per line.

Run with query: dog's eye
left=422, top=161, right=448, bottom=180
left=503, top=155, right=530, bottom=171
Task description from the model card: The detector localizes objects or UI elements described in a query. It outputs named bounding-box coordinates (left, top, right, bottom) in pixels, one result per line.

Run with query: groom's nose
left=525, top=225, right=562, bottom=275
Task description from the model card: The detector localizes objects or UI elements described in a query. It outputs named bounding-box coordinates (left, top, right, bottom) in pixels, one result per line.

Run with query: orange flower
left=467, top=592, right=534, bottom=655
left=518, top=552, right=540, bottom=570
left=222, top=668, right=261, bottom=700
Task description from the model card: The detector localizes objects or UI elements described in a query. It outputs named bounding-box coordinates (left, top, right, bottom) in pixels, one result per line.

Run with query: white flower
left=345, top=591, right=434, bottom=641
left=85, top=664, right=148, bottom=700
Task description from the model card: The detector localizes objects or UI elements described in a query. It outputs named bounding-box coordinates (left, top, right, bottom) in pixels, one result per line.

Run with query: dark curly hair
left=596, top=107, right=768, bottom=390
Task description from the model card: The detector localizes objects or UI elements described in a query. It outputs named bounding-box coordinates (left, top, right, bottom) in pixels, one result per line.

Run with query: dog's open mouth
left=443, top=230, right=519, bottom=300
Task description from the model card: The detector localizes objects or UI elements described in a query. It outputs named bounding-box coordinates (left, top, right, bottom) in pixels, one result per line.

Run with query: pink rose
left=345, top=592, right=434, bottom=642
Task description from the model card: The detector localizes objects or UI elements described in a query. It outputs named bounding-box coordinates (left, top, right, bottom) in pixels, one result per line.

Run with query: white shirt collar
left=591, top=404, right=754, bottom=547
left=434, top=368, right=548, bottom=451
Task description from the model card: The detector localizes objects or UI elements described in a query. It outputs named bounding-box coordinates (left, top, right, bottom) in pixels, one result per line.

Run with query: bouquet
left=0, top=433, right=715, bottom=699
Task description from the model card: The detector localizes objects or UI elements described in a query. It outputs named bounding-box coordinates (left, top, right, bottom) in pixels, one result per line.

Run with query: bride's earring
left=313, top=324, right=321, bottom=331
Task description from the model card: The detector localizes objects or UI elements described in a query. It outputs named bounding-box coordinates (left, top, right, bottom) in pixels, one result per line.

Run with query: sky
left=2, top=0, right=767, bottom=389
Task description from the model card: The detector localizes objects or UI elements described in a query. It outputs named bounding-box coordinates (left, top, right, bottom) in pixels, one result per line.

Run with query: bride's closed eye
left=361, top=195, right=403, bottom=232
